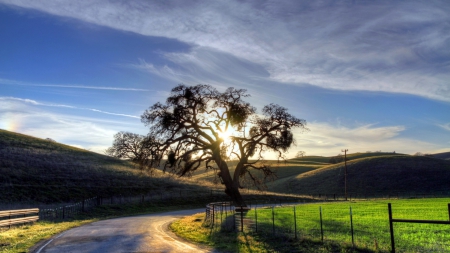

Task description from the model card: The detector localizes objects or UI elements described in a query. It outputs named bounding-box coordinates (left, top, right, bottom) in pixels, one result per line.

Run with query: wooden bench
left=0, top=208, right=39, bottom=228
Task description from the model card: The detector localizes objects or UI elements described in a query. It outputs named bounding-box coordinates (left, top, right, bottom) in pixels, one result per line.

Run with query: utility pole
left=342, top=149, right=348, bottom=200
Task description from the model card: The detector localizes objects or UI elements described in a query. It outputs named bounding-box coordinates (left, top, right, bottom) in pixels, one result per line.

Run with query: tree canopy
left=109, top=84, right=307, bottom=207
left=106, top=131, right=157, bottom=174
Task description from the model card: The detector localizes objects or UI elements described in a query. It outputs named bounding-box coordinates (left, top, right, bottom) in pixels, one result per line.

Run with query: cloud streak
left=0, top=97, right=145, bottom=153
left=2, top=0, right=449, bottom=101
left=0, top=78, right=151, bottom=91
left=290, top=122, right=441, bottom=156
left=0, top=97, right=140, bottom=119
left=439, top=123, right=450, bottom=132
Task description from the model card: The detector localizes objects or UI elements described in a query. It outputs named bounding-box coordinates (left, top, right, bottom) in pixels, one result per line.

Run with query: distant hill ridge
left=280, top=155, right=450, bottom=197
left=2, top=129, right=449, bottom=202
left=0, top=129, right=211, bottom=203
left=431, top=152, right=450, bottom=160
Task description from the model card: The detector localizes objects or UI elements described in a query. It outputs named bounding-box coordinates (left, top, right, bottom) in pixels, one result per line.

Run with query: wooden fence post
left=448, top=203, right=450, bottom=221
left=255, top=204, right=258, bottom=233
left=350, top=206, right=354, bottom=247
left=294, top=206, right=297, bottom=239
left=388, top=203, right=395, bottom=253
left=241, top=206, right=244, bottom=232
left=272, top=206, right=275, bottom=235
left=319, top=206, right=323, bottom=242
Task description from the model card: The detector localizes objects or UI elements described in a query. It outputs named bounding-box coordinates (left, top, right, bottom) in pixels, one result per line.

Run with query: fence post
left=255, top=204, right=258, bottom=233
left=241, top=206, right=244, bottom=232
left=63, top=206, right=65, bottom=220
left=350, top=206, right=354, bottom=247
left=220, top=204, right=223, bottom=225
left=294, top=206, right=297, bottom=239
left=388, top=203, right=395, bottom=253
left=233, top=204, right=236, bottom=231
left=212, top=204, right=215, bottom=228
left=272, top=206, right=275, bottom=236
left=319, top=206, right=323, bottom=242
left=225, top=203, right=228, bottom=229
left=447, top=203, right=450, bottom=221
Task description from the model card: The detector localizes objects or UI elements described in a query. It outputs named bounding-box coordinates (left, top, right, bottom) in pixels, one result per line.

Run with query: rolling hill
left=0, top=129, right=215, bottom=203
left=431, top=152, right=450, bottom=160
left=277, top=155, right=450, bottom=197
left=2, top=128, right=449, bottom=203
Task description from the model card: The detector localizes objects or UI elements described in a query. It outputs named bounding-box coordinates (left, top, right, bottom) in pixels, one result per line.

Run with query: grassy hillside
left=189, top=153, right=408, bottom=192
left=432, top=152, right=450, bottom=160
left=190, top=160, right=321, bottom=184
left=3, top=128, right=448, bottom=203
left=279, top=155, right=450, bottom=197
left=0, top=129, right=214, bottom=203
left=238, top=153, right=405, bottom=192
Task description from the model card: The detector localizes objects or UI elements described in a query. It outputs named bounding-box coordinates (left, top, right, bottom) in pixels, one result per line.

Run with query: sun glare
left=218, top=126, right=234, bottom=142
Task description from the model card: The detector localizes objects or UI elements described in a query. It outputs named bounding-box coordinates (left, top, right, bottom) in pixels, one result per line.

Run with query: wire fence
left=34, top=189, right=230, bottom=221
left=205, top=201, right=450, bottom=252
left=39, top=197, right=99, bottom=220
left=304, top=191, right=450, bottom=201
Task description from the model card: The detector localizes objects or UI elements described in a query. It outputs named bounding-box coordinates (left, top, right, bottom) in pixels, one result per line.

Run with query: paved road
left=31, top=208, right=216, bottom=253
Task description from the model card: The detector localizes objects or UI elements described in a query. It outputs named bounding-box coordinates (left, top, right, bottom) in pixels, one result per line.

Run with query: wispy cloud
left=0, top=78, right=151, bottom=91
left=2, top=0, right=449, bottom=101
left=0, top=97, right=140, bottom=119
left=289, top=122, right=442, bottom=156
left=438, top=123, right=450, bottom=132
left=0, top=97, right=145, bottom=153
left=128, top=48, right=268, bottom=89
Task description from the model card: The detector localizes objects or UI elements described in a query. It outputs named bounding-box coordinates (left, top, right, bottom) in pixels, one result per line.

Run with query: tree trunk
left=225, top=182, right=247, bottom=207
left=215, top=157, right=247, bottom=207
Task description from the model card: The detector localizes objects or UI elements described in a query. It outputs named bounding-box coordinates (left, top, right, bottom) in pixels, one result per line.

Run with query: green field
left=245, top=198, right=450, bottom=252
left=172, top=198, right=450, bottom=252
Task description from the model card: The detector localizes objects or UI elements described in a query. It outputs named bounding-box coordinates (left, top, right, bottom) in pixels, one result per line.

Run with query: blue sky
left=0, top=0, right=449, bottom=157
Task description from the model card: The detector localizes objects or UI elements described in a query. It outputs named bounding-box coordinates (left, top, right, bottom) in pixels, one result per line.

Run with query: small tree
left=295, top=151, right=306, bottom=158
left=106, top=131, right=157, bottom=174
left=329, top=153, right=344, bottom=164
left=110, top=84, right=307, bottom=207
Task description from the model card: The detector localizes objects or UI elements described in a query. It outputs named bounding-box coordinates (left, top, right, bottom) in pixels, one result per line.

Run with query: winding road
left=31, top=208, right=216, bottom=253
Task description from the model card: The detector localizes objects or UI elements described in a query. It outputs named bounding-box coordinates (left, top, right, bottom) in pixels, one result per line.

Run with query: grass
left=171, top=198, right=450, bottom=253
left=248, top=198, right=450, bottom=252
left=171, top=212, right=368, bottom=252
left=4, top=129, right=447, bottom=203
left=0, top=129, right=219, bottom=203
left=284, top=155, right=450, bottom=197
left=0, top=219, right=96, bottom=253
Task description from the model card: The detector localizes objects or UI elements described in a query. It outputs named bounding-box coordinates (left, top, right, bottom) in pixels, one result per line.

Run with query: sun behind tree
left=108, top=84, right=308, bottom=207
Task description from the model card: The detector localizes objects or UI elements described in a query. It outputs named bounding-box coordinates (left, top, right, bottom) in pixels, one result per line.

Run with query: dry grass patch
left=0, top=219, right=96, bottom=253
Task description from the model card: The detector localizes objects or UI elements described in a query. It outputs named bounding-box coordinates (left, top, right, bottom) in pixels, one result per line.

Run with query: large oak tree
left=110, top=84, right=307, bottom=207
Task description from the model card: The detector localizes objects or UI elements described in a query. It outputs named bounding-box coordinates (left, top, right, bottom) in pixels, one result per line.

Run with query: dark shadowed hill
left=283, top=155, right=450, bottom=197
left=431, top=152, right=450, bottom=160
left=0, top=129, right=214, bottom=203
